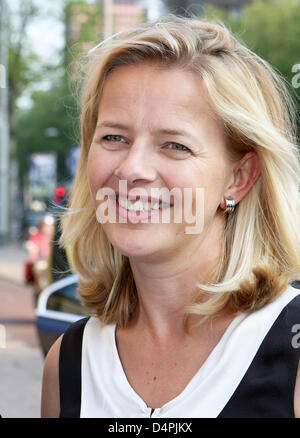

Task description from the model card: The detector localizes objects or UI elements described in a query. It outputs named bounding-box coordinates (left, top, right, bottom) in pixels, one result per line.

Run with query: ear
left=221, top=151, right=261, bottom=209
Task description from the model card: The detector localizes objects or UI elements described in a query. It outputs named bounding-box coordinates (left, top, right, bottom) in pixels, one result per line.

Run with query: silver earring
left=224, top=197, right=236, bottom=214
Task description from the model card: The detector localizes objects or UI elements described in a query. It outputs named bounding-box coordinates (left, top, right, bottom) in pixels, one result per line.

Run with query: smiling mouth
left=117, top=195, right=173, bottom=212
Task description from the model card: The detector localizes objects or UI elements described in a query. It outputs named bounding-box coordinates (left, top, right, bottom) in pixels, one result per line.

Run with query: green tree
left=16, top=81, right=79, bottom=187
left=64, top=0, right=102, bottom=69
left=16, top=1, right=103, bottom=187
left=7, top=0, right=42, bottom=161
left=204, top=0, right=300, bottom=82
left=203, top=0, right=300, bottom=131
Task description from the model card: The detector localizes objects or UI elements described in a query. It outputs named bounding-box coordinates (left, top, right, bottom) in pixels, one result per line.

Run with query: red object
left=24, top=261, right=34, bottom=284
left=56, top=186, right=66, bottom=197
left=53, top=186, right=66, bottom=205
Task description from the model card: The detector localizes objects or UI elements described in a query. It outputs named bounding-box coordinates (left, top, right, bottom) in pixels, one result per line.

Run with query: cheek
left=162, top=165, right=191, bottom=190
left=177, top=163, right=228, bottom=219
left=202, top=165, right=233, bottom=214
left=87, top=147, right=113, bottom=198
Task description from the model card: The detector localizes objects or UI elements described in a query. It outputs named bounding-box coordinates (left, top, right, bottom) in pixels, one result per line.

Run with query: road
left=0, top=244, right=44, bottom=418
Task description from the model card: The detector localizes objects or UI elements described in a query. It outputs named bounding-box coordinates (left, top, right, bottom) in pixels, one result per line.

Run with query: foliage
left=203, top=0, right=300, bottom=133
left=7, top=0, right=41, bottom=101
left=64, top=0, right=102, bottom=67
left=16, top=80, right=79, bottom=187
left=6, top=0, right=43, bottom=166
left=204, top=0, right=300, bottom=82
left=16, top=0, right=102, bottom=186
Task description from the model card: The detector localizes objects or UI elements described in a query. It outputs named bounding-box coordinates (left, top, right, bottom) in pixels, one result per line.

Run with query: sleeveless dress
left=59, top=282, right=300, bottom=418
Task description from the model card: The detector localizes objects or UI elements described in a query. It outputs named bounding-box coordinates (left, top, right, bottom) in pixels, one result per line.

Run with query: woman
left=41, top=15, right=300, bottom=418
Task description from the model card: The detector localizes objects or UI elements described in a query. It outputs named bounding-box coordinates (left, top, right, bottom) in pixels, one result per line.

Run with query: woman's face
left=88, top=62, right=237, bottom=262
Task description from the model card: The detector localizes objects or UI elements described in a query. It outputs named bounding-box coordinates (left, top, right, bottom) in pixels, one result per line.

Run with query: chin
left=103, top=223, right=162, bottom=259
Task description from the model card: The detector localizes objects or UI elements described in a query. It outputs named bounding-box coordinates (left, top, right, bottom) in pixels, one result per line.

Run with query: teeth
left=118, top=198, right=170, bottom=212
left=132, top=201, right=145, bottom=211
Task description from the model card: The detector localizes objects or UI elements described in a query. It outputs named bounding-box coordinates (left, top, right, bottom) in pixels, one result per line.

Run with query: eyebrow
left=96, top=121, right=193, bottom=138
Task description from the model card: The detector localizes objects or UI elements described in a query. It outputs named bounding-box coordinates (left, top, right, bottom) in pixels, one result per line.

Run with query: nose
left=114, top=141, right=157, bottom=185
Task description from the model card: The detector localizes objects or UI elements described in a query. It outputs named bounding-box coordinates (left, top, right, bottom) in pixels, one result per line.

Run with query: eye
left=102, top=135, right=127, bottom=143
left=163, top=142, right=191, bottom=153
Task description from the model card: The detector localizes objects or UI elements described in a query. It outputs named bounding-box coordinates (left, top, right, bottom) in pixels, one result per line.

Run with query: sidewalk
left=0, top=243, right=44, bottom=418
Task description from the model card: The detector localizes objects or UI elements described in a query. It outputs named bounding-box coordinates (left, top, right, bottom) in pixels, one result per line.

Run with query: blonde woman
left=41, top=15, right=300, bottom=418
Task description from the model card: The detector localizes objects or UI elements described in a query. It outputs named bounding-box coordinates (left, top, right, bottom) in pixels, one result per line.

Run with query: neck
left=128, top=215, right=225, bottom=339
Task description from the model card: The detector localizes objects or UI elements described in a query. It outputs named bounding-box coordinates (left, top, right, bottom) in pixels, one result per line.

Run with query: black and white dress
left=59, top=282, right=300, bottom=418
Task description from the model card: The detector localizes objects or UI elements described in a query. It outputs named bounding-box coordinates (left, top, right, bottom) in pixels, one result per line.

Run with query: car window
left=46, top=283, right=87, bottom=316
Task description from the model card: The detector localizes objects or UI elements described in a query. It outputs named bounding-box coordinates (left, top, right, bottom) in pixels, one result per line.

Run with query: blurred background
left=0, top=0, right=299, bottom=418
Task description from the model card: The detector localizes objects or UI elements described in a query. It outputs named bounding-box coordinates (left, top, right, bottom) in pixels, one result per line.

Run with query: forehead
left=98, top=62, right=217, bottom=125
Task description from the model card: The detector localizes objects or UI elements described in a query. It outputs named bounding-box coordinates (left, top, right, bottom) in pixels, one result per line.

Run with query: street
left=0, top=244, right=44, bottom=418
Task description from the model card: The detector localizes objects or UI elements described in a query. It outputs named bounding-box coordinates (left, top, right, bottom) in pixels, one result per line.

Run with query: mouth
left=116, top=194, right=173, bottom=212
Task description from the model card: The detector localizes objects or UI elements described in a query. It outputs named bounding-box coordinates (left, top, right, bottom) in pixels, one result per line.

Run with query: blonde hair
left=60, top=15, right=300, bottom=327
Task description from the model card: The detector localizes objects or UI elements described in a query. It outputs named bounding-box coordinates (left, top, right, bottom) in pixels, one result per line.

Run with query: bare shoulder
left=294, top=358, right=300, bottom=418
left=41, top=335, right=63, bottom=418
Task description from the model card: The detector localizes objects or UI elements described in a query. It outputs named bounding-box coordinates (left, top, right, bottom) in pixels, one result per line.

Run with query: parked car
left=35, top=274, right=88, bottom=356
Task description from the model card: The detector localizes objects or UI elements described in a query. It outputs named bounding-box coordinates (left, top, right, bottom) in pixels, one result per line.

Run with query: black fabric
left=218, top=293, right=300, bottom=418
left=59, top=317, right=90, bottom=418
left=291, top=280, right=300, bottom=291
